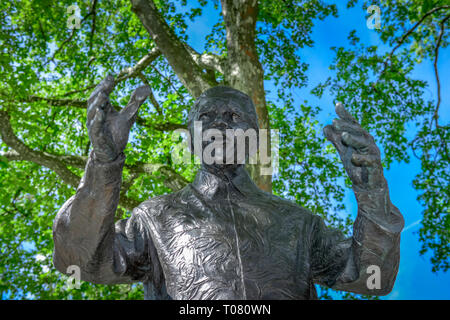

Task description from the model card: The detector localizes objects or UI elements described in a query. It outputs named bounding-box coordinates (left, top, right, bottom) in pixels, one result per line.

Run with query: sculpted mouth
left=208, top=137, right=234, bottom=146
left=204, top=129, right=234, bottom=144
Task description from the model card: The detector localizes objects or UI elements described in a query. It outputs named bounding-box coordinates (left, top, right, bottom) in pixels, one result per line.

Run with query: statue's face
left=188, top=87, right=259, bottom=167
left=196, top=97, right=256, bottom=133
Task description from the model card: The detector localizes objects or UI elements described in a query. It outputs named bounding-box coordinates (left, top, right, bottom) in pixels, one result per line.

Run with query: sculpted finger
left=335, top=102, right=359, bottom=124
left=121, top=85, right=151, bottom=122
left=349, top=166, right=370, bottom=185
left=88, top=75, right=115, bottom=105
left=332, top=118, right=364, bottom=135
left=342, top=132, right=369, bottom=152
left=324, top=125, right=347, bottom=156
left=89, top=107, right=105, bottom=135
left=323, top=124, right=336, bottom=143
left=87, top=91, right=111, bottom=122
left=351, top=154, right=380, bottom=167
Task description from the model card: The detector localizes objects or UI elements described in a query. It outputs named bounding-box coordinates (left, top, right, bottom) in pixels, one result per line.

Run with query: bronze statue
left=53, top=75, right=404, bottom=299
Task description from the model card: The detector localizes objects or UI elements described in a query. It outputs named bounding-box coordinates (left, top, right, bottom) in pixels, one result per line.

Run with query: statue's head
left=187, top=86, right=259, bottom=167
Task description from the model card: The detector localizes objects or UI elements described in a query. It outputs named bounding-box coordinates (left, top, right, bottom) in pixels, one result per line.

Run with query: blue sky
left=181, top=0, right=450, bottom=299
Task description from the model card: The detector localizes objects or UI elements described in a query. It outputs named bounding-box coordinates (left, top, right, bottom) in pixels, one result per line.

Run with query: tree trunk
left=221, top=0, right=272, bottom=193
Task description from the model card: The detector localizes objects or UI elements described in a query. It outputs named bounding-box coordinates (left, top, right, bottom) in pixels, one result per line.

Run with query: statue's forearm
left=353, top=181, right=404, bottom=256
left=52, top=151, right=125, bottom=277
left=334, top=182, right=404, bottom=295
left=353, top=181, right=404, bottom=232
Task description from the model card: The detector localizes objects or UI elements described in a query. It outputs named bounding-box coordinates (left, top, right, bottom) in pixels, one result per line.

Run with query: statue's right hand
left=86, top=75, right=151, bottom=162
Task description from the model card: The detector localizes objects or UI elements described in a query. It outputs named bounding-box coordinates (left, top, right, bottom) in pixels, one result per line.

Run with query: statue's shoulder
left=260, top=190, right=317, bottom=221
left=133, top=186, right=190, bottom=218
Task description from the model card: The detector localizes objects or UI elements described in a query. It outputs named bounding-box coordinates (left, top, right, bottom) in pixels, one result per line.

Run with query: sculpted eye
left=232, top=113, right=240, bottom=122
left=199, top=113, right=209, bottom=120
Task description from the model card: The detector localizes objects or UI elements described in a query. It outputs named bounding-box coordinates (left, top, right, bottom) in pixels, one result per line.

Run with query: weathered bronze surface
left=53, top=76, right=404, bottom=299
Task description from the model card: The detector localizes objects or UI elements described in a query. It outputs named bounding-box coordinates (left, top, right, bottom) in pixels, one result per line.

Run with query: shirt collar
left=191, top=165, right=260, bottom=199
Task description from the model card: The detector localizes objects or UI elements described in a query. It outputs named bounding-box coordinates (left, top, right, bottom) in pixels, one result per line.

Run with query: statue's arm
left=52, top=76, right=155, bottom=284
left=310, top=188, right=403, bottom=295
left=310, top=103, right=404, bottom=295
left=52, top=152, right=155, bottom=284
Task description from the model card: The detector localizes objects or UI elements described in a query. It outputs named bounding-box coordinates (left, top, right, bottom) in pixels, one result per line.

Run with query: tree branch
left=130, top=0, right=214, bottom=98
left=9, top=95, right=186, bottom=132
left=184, top=44, right=225, bottom=74
left=44, top=5, right=97, bottom=66
left=24, top=95, right=87, bottom=108
left=381, top=5, right=450, bottom=75
left=431, top=14, right=450, bottom=160
left=11, top=48, right=161, bottom=106
left=88, top=0, right=98, bottom=56
left=148, top=64, right=187, bottom=102
left=2, top=144, right=189, bottom=192
left=127, top=161, right=189, bottom=191
left=9, top=49, right=184, bottom=131
left=116, top=47, right=161, bottom=82
left=0, top=110, right=82, bottom=188
left=34, top=48, right=161, bottom=102
left=137, top=72, right=162, bottom=115
left=432, top=14, right=450, bottom=127
left=60, top=84, right=98, bottom=97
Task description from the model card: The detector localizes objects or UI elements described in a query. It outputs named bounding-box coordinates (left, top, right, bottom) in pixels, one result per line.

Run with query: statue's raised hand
left=87, top=75, right=150, bottom=162
left=324, top=103, right=386, bottom=190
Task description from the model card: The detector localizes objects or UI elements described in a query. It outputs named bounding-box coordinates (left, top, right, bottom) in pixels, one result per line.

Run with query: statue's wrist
left=352, top=179, right=388, bottom=194
left=82, top=151, right=125, bottom=190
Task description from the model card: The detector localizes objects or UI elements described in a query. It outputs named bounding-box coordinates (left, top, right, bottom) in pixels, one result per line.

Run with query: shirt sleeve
left=52, top=152, right=161, bottom=286
left=310, top=185, right=404, bottom=296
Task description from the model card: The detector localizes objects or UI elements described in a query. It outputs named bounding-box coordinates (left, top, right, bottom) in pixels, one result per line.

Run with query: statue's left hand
left=324, top=103, right=385, bottom=190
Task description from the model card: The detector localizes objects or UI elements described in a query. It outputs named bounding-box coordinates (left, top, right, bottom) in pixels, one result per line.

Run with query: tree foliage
left=0, top=0, right=448, bottom=299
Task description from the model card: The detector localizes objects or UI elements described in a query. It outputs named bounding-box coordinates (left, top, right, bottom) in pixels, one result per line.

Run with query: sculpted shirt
left=53, top=153, right=404, bottom=299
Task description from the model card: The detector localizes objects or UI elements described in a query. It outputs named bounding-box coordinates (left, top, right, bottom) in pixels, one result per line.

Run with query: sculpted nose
left=211, top=114, right=229, bottom=129
left=211, top=120, right=227, bottom=129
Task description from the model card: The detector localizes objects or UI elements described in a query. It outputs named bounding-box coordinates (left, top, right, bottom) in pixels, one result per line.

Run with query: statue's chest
left=146, top=200, right=303, bottom=299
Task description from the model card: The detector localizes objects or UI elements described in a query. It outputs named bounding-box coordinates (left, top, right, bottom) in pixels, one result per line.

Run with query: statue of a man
left=53, top=75, right=404, bottom=300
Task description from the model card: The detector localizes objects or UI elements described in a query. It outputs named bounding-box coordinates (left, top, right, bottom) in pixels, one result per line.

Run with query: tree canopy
left=0, top=0, right=448, bottom=299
